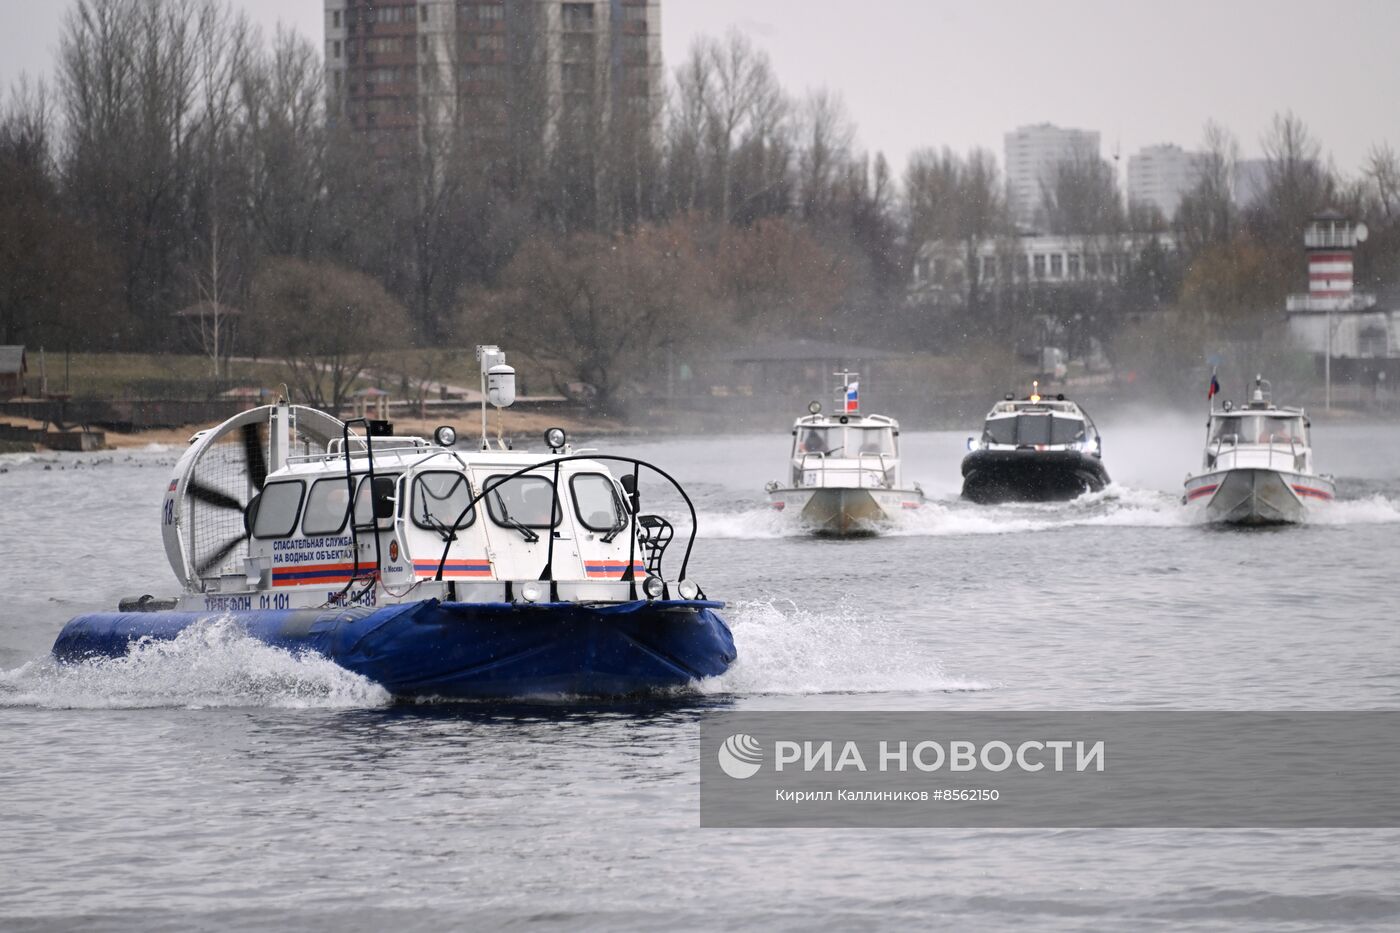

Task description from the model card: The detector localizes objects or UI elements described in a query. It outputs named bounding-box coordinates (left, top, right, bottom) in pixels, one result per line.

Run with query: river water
left=3, top=414, right=1398, bottom=931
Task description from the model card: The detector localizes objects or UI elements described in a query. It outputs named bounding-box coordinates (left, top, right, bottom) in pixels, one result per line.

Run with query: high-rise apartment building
left=1127, top=144, right=1206, bottom=221
left=1004, top=123, right=1101, bottom=230
left=324, top=1, right=662, bottom=151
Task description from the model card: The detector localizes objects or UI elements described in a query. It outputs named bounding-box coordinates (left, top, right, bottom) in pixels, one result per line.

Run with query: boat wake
left=0, top=617, right=391, bottom=710
left=700, top=483, right=1400, bottom=539
left=895, top=485, right=1193, bottom=535
left=699, top=485, right=1190, bottom=539
left=698, top=506, right=792, bottom=539
left=1307, top=492, right=1400, bottom=525
left=693, top=600, right=992, bottom=696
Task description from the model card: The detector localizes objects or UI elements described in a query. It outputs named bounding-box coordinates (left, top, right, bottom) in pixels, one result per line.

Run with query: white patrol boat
left=764, top=371, right=925, bottom=535
left=961, top=384, right=1109, bottom=503
left=1184, top=376, right=1335, bottom=525
left=54, top=347, right=735, bottom=698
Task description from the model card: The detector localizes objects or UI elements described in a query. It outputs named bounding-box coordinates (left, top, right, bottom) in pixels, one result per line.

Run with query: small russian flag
left=845, top=381, right=859, bottom=412
left=1208, top=373, right=1220, bottom=399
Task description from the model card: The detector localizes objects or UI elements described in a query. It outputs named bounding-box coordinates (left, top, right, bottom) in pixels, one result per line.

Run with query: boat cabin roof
left=275, top=438, right=612, bottom=480
left=1211, top=405, right=1305, bottom=419
left=987, top=399, right=1086, bottom=419
left=791, top=412, right=899, bottom=430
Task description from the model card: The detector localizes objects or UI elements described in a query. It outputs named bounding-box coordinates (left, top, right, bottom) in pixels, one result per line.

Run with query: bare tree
left=186, top=1, right=253, bottom=377
left=241, top=27, right=325, bottom=258
left=904, top=146, right=1007, bottom=315
left=904, top=147, right=963, bottom=245
left=248, top=258, right=410, bottom=414
left=1040, top=151, right=1122, bottom=235
left=59, top=0, right=205, bottom=345
left=1253, top=110, right=1334, bottom=245
left=665, top=46, right=710, bottom=213
left=696, top=31, right=781, bottom=225
left=471, top=224, right=713, bottom=415
left=1176, top=120, right=1239, bottom=255
left=0, top=76, right=122, bottom=349
left=797, top=89, right=854, bottom=221
left=1364, top=142, right=1400, bottom=224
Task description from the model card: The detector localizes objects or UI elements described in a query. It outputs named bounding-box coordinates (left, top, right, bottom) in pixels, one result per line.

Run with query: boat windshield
left=794, top=425, right=896, bottom=457
left=1211, top=415, right=1306, bottom=445
left=983, top=414, right=1086, bottom=447
left=852, top=427, right=896, bottom=456
left=485, top=474, right=561, bottom=528
left=412, top=471, right=475, bottom=530
left=796, top=426, right=840, bottom=455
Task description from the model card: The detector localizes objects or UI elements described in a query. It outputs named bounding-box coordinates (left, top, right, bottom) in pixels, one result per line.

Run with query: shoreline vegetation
left=2, top=1, right=1397, bottom=431
left=2, top=347, right=1395, bottom=456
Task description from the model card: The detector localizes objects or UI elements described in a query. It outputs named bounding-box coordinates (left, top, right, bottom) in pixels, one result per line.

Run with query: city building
left=909, top=231, right=1176, bottom=305
left=1003, top=123, right=1101, bottom=230
left=323, top=1, right=663, bottom=152
left=1127, top=144, right=1206, bottom=221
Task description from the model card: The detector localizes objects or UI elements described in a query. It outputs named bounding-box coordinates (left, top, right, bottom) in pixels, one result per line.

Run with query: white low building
left=909, top=232, right=1176, bottom=303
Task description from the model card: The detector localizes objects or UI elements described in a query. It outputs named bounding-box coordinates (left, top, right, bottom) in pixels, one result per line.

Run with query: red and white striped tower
left=1288, top=211, right=1372, bottom=410
left=1303, top=210, right=1364, bottom=306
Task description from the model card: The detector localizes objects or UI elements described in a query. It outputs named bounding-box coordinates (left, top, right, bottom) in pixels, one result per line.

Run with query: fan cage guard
left=187, top=426, right=331, bottom=582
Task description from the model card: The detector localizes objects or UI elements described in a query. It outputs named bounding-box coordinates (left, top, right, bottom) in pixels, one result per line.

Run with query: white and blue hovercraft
left=53, top=347, right=735, bottom=699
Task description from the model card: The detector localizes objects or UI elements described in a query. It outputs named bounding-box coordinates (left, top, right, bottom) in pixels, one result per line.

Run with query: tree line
left=1, top=0, right=1397, bottom=412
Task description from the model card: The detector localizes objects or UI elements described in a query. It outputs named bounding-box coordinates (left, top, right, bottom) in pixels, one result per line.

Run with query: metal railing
left=1209, top=434, right=1305, bottom=472
left=796, top=450, right=893, bottom=489
left=433, top=453, right=704, bottom=601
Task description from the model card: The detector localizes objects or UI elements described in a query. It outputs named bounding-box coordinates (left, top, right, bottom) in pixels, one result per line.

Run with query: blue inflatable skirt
left=53, top=599, right=736, bottom=699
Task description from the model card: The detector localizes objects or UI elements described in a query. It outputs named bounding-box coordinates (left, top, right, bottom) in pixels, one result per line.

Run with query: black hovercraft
left=961, top=384, right=1109, bottom=503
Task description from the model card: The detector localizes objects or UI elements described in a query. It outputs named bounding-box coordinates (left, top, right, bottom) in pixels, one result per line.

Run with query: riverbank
left=92, top=407, right=631, bottom=449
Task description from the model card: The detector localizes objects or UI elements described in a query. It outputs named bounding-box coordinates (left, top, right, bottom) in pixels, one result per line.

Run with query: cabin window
left=1211, top=416, right=1304, bottom=445
left=353, top=473, right=400, bottom=529
left=983, top=418, right=1018, bottom=446
left=485, top=475, right=560, bottom=529
left=1051, top=417, right=1086, bottom=445
left=412, top=471, right=476, bottom=531
left=983, top=415, right=1085, bottom=447
left=795, top=426, right=839, bottom=456
left=302, top=477, right=354, bottom=535
left=251, top=481, right=306, bottom=539
left=851, top=427, right=896, bottom=456
left=1016, top=415, right=1053, bottom=446
left=570, top=473, right=625, bottom=532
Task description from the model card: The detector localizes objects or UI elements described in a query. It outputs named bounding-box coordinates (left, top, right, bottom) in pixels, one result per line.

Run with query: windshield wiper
left=490, top=492, right=539, bottom=542
left=602, top=514, right=628, bottom=543
left=500, top=515, right=539, bottom=543
left=425, top=514, right=458, bottom=543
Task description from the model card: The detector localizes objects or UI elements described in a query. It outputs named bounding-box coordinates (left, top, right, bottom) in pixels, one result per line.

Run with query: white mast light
left=488, top=364, right=516, bottom=408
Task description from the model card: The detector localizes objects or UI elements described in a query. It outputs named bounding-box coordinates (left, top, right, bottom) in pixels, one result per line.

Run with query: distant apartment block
left=1127, top=144, right=1206, bottom=221
left=1004, top=123, right=1101, bottom=230
left=324, top=1, right=663, bottom=150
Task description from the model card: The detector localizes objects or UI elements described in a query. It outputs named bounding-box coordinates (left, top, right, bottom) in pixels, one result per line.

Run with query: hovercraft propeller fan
left=163, top=404, right=347, bottom=591
left=187, top=423, right=268, bottom=576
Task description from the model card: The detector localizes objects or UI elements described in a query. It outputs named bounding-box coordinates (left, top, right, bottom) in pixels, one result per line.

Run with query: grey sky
left=4, top=0, right=1397, bottom=178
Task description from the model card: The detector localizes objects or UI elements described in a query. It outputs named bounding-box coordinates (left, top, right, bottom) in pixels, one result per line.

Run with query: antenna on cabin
left=476, top=346, right=516, bottom=450
left=834, top=368, right=859, bottom=414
